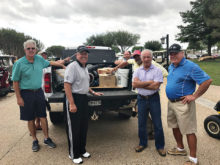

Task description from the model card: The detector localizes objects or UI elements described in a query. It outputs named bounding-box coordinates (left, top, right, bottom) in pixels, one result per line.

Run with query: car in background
left=187, top=54, right=198, bottom=59
left=0, top=64, right=10, bottom=96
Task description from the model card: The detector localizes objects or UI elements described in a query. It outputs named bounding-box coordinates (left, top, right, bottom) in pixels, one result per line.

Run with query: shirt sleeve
left=190, top=64, right=210, bottom=85
left=153, top=68, right=163, bottom=83
left=11, top=62, right=21, bottom=81
left=127, top=59, right=135, bottom=65
left=132, top=68, right=139, bottom=82
left=64, top=63, right=75, bottom=84
left=39, top=55, right=50, bottom=68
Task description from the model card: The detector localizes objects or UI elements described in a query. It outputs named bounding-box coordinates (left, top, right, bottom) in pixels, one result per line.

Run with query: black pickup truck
left=44, top=47, right=137, bottom=124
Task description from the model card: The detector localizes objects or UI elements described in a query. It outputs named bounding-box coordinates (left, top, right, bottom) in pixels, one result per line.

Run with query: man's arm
left=13, top=81, right=24, bottom=106
left=114, top=59, right=123, bottom=65
left=89, top=88, right=104, bottom=96
left=50, top=61, right=66, bottom=69
left=64, top=82, right=77, bottom=113
left=132, top=77, right=154, bottom=88
left=182, top=79, right=212, bottom=104
left=112, top=61, right=129, bottom=72
left=144, top=82, right=161, bottom=90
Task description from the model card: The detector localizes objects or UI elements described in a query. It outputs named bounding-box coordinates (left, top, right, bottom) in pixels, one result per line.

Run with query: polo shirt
left=132, top=64, right=163, bottom=96
left=166, top=58, right=210, bottom=99
left=64, top=61, right=90, bottom=94
left=12, top=55, right=50, bottom=89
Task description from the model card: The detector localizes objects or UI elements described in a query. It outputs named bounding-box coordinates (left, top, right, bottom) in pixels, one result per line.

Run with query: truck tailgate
left=88, top=90, right=137, bottom=100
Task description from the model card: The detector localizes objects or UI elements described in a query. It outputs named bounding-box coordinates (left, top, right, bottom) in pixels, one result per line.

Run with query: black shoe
left=32, top=140, right=39, bottom=152
left=44, top=138, right=56, bottom=148
left=135, top=145, right=146, bottom=152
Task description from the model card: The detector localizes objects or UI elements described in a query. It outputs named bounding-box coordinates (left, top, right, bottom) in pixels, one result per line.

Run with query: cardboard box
left=99, top=74, right=116, bottom=87
left=97, top=68, right=113, bottom=74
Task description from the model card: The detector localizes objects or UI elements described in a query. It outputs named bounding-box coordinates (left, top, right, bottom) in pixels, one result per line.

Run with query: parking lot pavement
left=0, top=84, right=220, bottom=165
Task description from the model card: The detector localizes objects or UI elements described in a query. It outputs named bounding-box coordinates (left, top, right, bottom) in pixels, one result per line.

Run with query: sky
left=0, top=0, right=192, bottom=50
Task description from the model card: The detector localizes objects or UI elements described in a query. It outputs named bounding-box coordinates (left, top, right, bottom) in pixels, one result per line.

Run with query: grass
left=190, top=58, right=220, bottom=86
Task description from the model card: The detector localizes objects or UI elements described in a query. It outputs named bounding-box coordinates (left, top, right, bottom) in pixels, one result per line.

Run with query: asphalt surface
left=0, top=83, right=220, bottom=165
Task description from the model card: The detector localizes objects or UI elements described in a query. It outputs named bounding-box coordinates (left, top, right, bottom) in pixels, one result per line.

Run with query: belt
left=21, top=88, right=41, bottom=92
left=138, top=92, right=158, bottom=100
left=169, top=98, right=183, bottom=103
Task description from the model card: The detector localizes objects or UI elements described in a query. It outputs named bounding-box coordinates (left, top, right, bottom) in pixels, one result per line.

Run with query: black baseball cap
left=168, top=44, right=182, bottom=53
left=76, top=45, right=90, bottom=53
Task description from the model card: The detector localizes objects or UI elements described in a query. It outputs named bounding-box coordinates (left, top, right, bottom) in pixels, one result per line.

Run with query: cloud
left=0, top=0, right=192, bottom=48
left=0, top=0, right=191, bottom=21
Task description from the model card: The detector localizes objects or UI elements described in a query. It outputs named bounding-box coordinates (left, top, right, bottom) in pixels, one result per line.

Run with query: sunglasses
left=26, top=47, right=36, bottom=50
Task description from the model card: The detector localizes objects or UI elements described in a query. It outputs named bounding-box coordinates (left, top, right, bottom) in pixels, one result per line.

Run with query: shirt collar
left=24, top=54, right=36, bottom=64
left=171, top=57, right=186, bottom=68
left=140, top=64, right=154, bottom=70
left=76, top=60, right=87, bottom=68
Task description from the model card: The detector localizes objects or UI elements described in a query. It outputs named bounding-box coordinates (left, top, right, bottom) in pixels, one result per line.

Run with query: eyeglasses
left=26, top=47, right=36, bottom=50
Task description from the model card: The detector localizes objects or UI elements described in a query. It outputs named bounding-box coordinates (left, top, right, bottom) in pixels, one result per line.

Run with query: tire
left=0, top=91, right=8, bottom=97
left=204, top=115, right=220, bottom=139
left=49, top=112, right=64, bottom=124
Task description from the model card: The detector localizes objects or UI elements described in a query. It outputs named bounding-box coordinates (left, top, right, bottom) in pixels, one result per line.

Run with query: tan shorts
left=167, top=100, right=197, bottom=135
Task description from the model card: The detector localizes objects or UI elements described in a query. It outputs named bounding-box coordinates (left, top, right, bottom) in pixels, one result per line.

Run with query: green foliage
left=187, top=41, right=206, bottom=51
left=132, top=46, right=144, bottom=52
left=176, top=0, right=220, bottom=56
left=85, top=34, right=105, bottom=46
left=144, top=41, right=162, bottom=51
left=46, top=45, right=65, bottom=58
left=192, top=59, right=220, bottom=86
left=203, top=0, right=220, bottom=39
left=0, top=28, right=44, bottom=58
left=85, top=30, right=140, bottom=53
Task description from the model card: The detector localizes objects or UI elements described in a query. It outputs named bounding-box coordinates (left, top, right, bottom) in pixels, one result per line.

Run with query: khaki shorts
left=167, top=100, right=197, bottom=135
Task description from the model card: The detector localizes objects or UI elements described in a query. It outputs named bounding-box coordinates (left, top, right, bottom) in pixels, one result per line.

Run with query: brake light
left=44, top=73, right=51, bottom=93
left=86, top=46, right=95, bottom=49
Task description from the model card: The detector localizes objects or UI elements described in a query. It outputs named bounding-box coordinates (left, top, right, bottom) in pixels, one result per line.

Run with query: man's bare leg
left=173, top=128, right=184, bottom=149
left=28, top=120, right=37, bottom=140
left=40, top=117, right=49, bottom=139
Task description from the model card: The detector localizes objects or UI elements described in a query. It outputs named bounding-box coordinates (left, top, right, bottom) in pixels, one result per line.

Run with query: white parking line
left=196, top=97, right=216, bottom=110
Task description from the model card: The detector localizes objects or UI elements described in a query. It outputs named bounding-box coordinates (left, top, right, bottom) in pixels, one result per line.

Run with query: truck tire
left=49, top=112, right=64, bottom=124
left=0, top=91, right=9, bottom=97
left=204, top=115, right=220, bottom=139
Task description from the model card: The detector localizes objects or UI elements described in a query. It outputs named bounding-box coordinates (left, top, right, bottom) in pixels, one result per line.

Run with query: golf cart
left=204, top=101, right=220, bottom=139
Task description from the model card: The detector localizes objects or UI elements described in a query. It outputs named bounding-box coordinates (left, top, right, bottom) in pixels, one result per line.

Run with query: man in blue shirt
left=12, top=39, right=65, bottom=152
left=166, top=44, right=212, bottom=165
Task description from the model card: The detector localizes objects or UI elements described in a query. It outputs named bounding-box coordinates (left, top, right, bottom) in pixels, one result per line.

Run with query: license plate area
left=88, top=100, right=102, bottom=106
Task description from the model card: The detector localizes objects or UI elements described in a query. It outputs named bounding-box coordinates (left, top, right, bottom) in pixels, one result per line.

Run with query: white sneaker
left=82, top=152, right=91, bottom=158
left=68, top=155, right=72, bottom=159
left=73, top=157, right=83, bottom=164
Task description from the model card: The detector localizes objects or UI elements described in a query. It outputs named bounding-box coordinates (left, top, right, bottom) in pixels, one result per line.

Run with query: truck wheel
left=204, top=115, right=220, bottom=139
left=0, top=91, right=8, bottom=97
left=49, top=112, right=64, bottom=124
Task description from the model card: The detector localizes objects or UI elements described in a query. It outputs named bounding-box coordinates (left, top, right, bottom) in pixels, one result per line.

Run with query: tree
left=85, top=34, right=105, bottom=46
left=85, top=30, right=140, bottom=53
left=132, top=46, right=144, bottom=52
left=46, top=45, right=65, bottom=58
left=176, top=0, right=220, bottom=56
left=0, top=28, right=44, bottom=58
left=112, top=31, right=140, bottom=52
left=187, top=41, right=206, bottom=54
left=144, top=41, right=162, bottom=51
